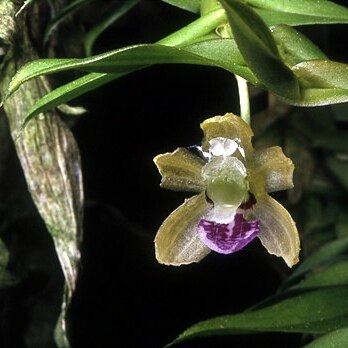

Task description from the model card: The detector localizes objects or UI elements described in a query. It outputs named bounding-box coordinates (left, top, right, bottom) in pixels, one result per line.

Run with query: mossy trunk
left=0, top=1, right=83, bottom=346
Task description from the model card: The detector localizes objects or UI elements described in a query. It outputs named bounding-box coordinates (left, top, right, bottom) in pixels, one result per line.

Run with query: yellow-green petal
left=155, top=193, right=211, bottom=265
left=200, top=113, right=254, bottom=160
left=252, top=146, right=295, bottom=194
left=154, top=147, right=206, bottom=192
left=251, top=195, right=300, bottom=268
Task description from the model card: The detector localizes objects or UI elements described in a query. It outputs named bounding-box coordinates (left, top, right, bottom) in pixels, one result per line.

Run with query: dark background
left=1, top=1, right=347, bottom=347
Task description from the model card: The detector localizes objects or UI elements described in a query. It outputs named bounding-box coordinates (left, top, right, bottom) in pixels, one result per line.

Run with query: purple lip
left=198, top=213, right=260, bottom=254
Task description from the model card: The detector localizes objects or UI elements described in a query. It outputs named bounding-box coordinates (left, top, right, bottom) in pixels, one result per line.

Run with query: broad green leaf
left=44, top=0, right=94, bottom=43
left=161, top=0, right=201, bottom=13
left=8, top=41, right=257, bottom=97
left=185, top=39, right=257, bottom=83
left=293, top=60, right=348, bottom=89
left=220, top=0, right=300, bottom=100
left=85, top=0, right=140, bottom=56
left=170, top=286, right=348, bottom=346
left=292, top=88, right=348, bottom=107
left=304, top=327, right=348, bottom=348
left=271, top=25, right=327, bottom=67
left=248, top=0, right=348, bottom=26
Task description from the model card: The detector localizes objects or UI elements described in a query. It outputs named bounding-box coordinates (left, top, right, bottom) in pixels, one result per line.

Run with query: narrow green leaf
left=44, top=0, right=94, bottom=43
left=247, top=0, right=348, bottom=26
left=292, top=260, right=348, bottom=290
left=283, top=237, right=348, bottom=287
left=161, top=0, right=201, bottom=13
left=8, top=42, right=257, bottom=97
left=256, top=8, right=348, bottom=26
left=5, top=8, right=230, bottom=123
left=170, top=286, right=348, bottom=346
left=21, top=39, right=258, bottom=123
left=303, top=327, right=348, bottom=348
left=220, top=0, right=300, bottom=99
left=0, top=238, right=17, bottom=286
left=84, top=0, right=140, bottom=56
left=271, top=25, right=327, bottom=67
left=201, top=0, right=222, bottom=15
left=331, top=103, right=348, bottom=122
left=22, top=72, right=123, bottom=126
left=7, top=39, right=259, bottom=126
left=313, top=132, right=348, bottom=152
left=326, top=156, right=348, bottom=190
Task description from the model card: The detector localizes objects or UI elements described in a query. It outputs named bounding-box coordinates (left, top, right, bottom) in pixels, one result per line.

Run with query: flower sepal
left=154, top=113, right=300, bottom=267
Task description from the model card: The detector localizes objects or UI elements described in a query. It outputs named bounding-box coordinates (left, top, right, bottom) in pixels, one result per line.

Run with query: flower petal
left=200, top=113, right=254, bottom=160
left=198, top=214, right=260, bottom=254
left=154, top=147, right=205, bottom=192
left=251, top=195, right=300, bottom=268
left=251, top=146, right=295, bottom=195
left=155, top=193, right=211, bottom=265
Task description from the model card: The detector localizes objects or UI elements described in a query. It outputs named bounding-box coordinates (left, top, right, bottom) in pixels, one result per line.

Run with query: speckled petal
left=251, top=195, right=300, bottom=268
left=200, top=113, right=254, bottom=160
left=155, top=193, right=211, bottom=265
left=252, top=146, right=295, bottom=194
left=154, top=147, right=206, bottom=192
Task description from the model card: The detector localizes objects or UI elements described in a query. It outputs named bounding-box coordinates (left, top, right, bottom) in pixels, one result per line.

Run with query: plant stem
left=158, top=8, right=226, bottom=47
left=236, top=75, right=250, bottom=125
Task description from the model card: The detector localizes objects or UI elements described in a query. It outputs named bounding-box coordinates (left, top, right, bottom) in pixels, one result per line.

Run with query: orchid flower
left=154, top=113, right=300, bottom=267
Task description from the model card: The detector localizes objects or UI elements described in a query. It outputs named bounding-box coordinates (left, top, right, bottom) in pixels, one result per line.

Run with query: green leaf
left=292, top=88, right=348, bottom=107
left=8, top=41, right=257, bottom=97
left=271, top=25, right=327, bottom=67
left=161, top=0, right=201, bottom=13
left=313, top=132, right=348, bottom=153
left=185, top=39, right=257, bottom=83
left=294, top=60, right=348, bottom=89
left=170, top=286, right=348, bottom=346
left=247, top=0, right=348, bottom=26
left=220, top=0, right=300, bottom=99
left=326, top=156, right=348, bottom=190
left=283, top=237, right=348, bottom=288
left=335, top=213, right=348, bottom=238
left=292, top=260, right=348, bottom=290
left=0, top=238, right=17, bottom=286
left=84, top=0, right=140, bottom=56
left=303, top=327, right=348, bottom=348
left=21, top=39, right=258, bottom=123
left=281, top=60, right=348, bottom=105
left=7, top=38, right=259, bottom=125
left=331, top=103, right=348, bottom=122
left=22, top=72, right=122, bottom=126
left=44, top=0, right=94, bottom=43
